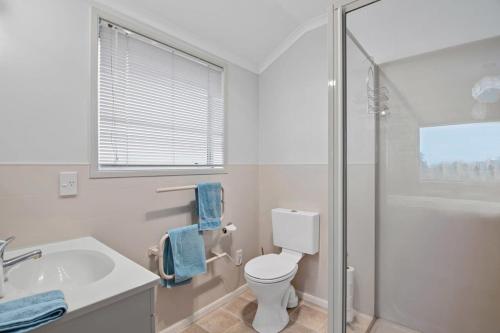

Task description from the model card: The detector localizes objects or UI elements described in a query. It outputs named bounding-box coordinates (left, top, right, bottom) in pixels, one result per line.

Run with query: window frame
left=90, top=7, right=228, bottom=178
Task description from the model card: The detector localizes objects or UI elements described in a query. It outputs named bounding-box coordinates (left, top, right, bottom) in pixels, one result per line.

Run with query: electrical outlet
left=59, top=172, right=78, bottom=197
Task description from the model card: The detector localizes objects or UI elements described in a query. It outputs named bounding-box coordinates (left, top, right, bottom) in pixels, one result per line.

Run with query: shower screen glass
left=420, top=122, right=500, bottom=182
left=343, top=0, right=500, bottom=332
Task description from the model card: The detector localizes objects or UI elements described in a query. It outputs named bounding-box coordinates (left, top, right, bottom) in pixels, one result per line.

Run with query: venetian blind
left=98, top=19, right=224, bottom=169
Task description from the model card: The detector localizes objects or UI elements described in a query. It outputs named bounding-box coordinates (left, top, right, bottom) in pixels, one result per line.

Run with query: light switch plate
left=59, top=172, right=78, bottom=197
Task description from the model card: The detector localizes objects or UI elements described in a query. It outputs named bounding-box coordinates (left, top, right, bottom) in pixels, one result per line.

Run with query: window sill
left=89, top=166, right=227, bottom=179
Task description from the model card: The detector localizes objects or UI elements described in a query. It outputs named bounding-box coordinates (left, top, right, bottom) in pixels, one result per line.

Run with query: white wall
left=0, top=0, right=259, bottom=165
left=226, top=65, right=259, bottom=164
left=347, top=0, right=500, bottom=64
left=258, top=26, right=328, bottom=165
left=0, top=0, right=90, bottom=163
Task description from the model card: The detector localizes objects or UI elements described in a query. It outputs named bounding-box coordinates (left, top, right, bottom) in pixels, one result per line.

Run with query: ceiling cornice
left=257, top=13, right=327, bottom=74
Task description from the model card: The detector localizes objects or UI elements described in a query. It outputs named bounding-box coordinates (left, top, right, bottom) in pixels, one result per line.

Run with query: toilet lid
left=245, top=254, right=297, bottom=281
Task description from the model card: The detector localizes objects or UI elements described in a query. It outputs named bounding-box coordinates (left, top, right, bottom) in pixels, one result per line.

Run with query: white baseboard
left=295, top=290, right=328, bottom=309
left=159, top=284, right=249, bottom=333
left=159, top=285, right=328, bottom=333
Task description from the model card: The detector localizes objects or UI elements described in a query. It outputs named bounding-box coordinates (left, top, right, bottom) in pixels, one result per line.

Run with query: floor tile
left=180, top=324, right=210, bottom=333
left=223, top=296, right=258, bottom=324
left=239, top=289, right=257, bottom=302
left=282, top=321, right=316, bottom=333
left=347, top=314, right=372, bottom=333
left=287, top=302, right=301, bottom=314
left=183, top=296, right=331, bottom=333
left=196, top=309, right=240, bottom=333
left=223, top=321, right=256, bottom=333
left=371, top=319, right=421, bottom=333
left=289, top=304, right=328, bottom=331
left=318, top=323, right=328, bottom=333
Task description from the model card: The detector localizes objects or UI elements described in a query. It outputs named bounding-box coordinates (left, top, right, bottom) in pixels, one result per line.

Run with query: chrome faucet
left=0, top=236, right=42, bottom=280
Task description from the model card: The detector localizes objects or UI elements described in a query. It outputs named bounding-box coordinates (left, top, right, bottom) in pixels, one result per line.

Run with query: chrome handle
left=0, top=236, right=15, bottom=259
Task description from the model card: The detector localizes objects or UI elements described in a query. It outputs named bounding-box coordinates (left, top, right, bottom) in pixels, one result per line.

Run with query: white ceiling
left=95, top=0, right=330, bottom=73
left=347, top=0, right=500, bottom=64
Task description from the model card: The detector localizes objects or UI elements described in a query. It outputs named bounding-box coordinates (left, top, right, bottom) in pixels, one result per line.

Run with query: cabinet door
left=36, top=289, right=155, bottom=333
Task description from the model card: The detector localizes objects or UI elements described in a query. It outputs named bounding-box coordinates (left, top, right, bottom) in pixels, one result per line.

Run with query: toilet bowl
left=244, top=250, right=302, bottom=333
left=246, top=208, right=319, bottom=333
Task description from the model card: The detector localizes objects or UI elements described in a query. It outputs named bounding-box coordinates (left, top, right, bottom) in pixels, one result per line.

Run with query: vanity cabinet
left=35, top=288, right=156, bottom=333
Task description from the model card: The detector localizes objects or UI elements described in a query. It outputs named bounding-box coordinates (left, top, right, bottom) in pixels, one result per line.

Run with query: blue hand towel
left=160, top=224, right=206, bottom=288
left=0, top=290, right=67, bottom=333
left=160, top=233, right=191, bottom=288
left=196, top=182, right=222, bottom=231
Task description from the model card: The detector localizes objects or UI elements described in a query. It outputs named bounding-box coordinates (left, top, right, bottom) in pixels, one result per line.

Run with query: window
left=94, top=17, right=225, bottom=176
left=419, top=122, right=500, bottom=182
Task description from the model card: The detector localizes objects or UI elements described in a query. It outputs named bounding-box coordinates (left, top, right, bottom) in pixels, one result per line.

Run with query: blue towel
left=160, top=224, right=206, bottom=288
left=0, top=290, right=67, bottom=333
left=196, top=182, right=222, bottom=231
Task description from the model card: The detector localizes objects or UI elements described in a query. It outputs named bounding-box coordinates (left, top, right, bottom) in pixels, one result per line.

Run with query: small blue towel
left=0, top=290, right=67, bottom=333
left=196, top=182, right=222, bottom=231
left=160, top=224, right=206, bottom=288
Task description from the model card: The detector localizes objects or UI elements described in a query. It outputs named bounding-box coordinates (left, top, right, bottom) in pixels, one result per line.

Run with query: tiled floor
left=347, top=314, right=372, bottom=333
left=181, top=289, right=328, bottom=333
left=370, top=319, right=421, bottom=333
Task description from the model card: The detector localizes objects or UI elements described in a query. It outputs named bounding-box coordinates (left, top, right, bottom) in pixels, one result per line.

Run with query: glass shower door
left=345, top=29, right=378, bottom=333
left=341, top=0, right=500, bottom=332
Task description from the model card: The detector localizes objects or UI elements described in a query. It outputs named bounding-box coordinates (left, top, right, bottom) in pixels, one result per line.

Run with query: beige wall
left=258, top=26, right=328, bottom=300
left=258, top=165, right=328, bottom=299
left=0, top=164, right=259, bottom=329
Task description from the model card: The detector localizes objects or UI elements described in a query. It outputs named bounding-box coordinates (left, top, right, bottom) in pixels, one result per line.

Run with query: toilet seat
left=245, top=253, right=298, bottom=284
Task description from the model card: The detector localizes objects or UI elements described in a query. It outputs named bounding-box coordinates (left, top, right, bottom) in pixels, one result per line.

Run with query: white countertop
left=1, top=237, right=159, bottom=321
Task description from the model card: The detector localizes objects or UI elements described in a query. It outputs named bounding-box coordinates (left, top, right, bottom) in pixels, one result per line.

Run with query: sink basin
left=1, top=237, right=159, bottom=317
left=7, top=249, right=115, bottom=292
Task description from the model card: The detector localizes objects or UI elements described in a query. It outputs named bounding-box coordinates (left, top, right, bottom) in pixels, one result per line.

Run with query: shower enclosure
left=330, top=1, right=500, bottom=332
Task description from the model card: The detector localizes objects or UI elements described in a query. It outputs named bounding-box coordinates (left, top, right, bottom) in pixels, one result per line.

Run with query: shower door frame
left=328, top=1, right=380, bottom=333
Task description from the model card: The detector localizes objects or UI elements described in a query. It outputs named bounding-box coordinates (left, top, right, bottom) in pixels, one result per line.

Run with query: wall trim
left=258, top=13, right=327, bottom=74
left=159, top=284, right=249, bottom=333
left=296, top=290, right=328, bottom=309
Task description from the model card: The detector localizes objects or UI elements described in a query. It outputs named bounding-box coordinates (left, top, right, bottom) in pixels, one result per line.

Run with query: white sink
left=1, top=237, right=159, bottom=320
left=8, top=249, right=115, bottom=292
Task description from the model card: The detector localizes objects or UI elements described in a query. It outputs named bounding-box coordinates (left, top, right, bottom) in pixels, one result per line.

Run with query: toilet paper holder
left=222, top=223, right=237, bottom=234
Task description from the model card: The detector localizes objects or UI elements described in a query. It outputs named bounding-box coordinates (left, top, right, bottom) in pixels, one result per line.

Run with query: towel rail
left=148, top=233, right=228, bottom=280
left=156, top=185, right=225, bottom=220
left=152, top=184, right=226, bottom=280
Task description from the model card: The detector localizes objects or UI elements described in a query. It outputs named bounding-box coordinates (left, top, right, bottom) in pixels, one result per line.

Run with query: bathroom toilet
left=244, top=208, right=319, bottom=333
